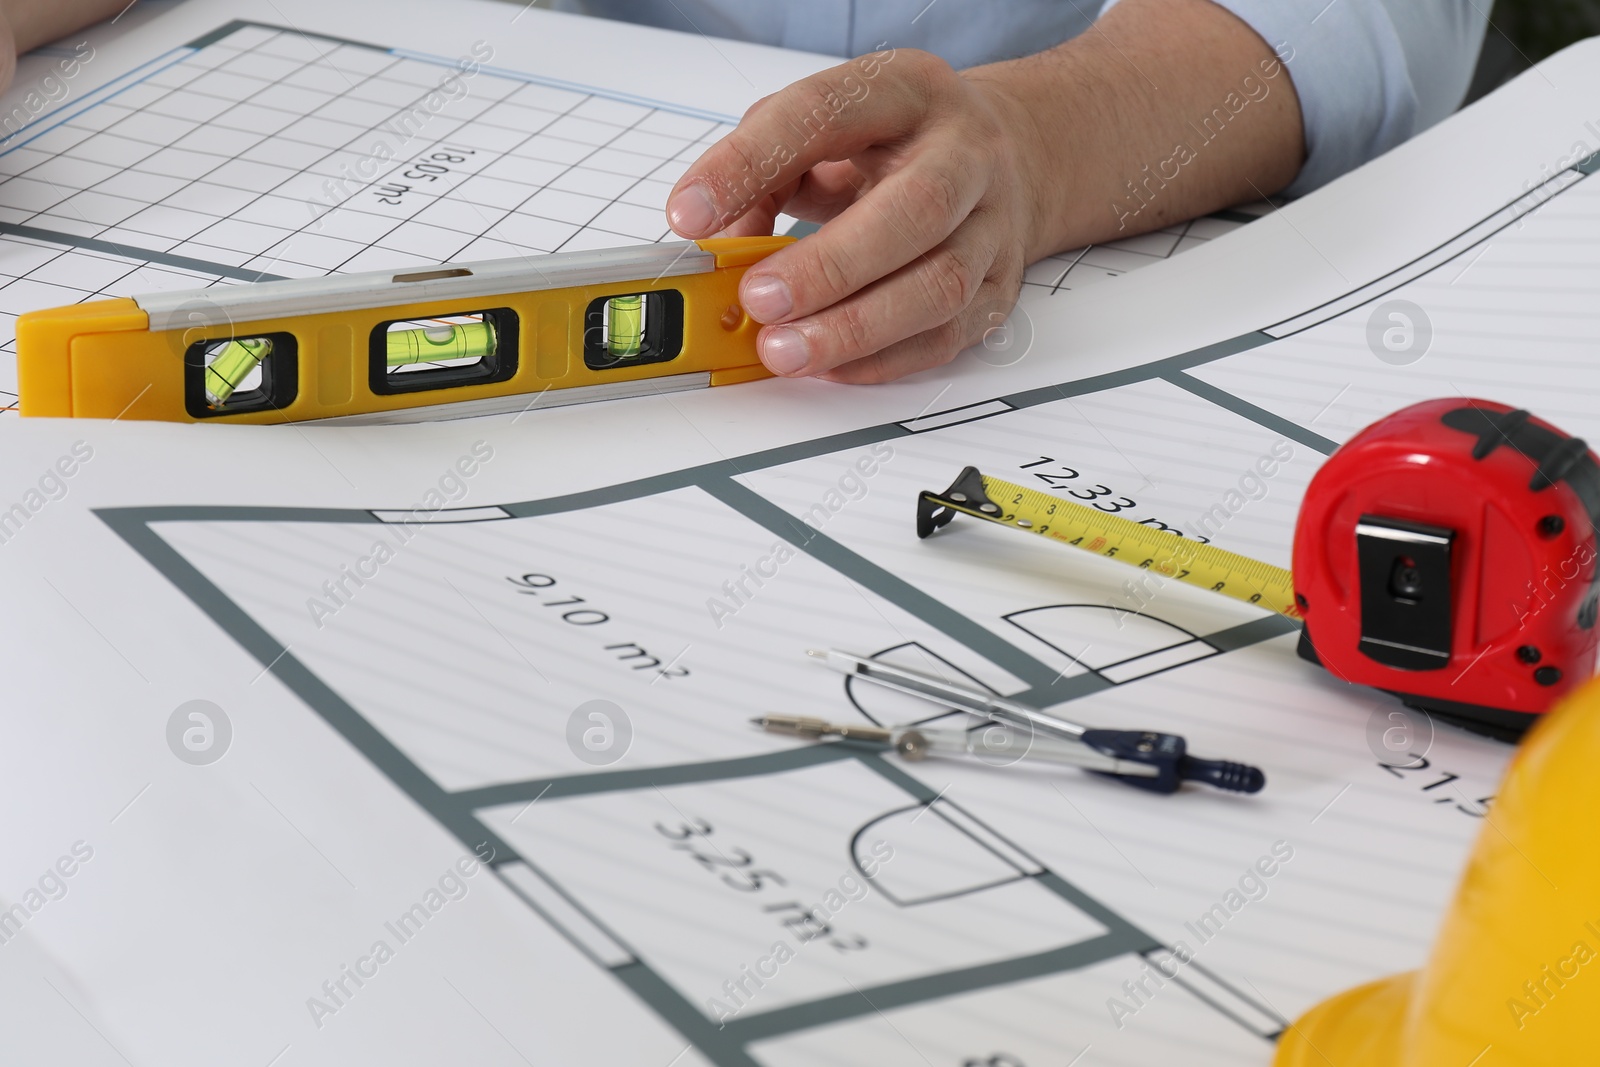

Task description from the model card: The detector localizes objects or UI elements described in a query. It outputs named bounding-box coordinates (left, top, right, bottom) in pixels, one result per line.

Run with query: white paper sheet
left=0, top=6, right=1247, bottom=409
left=3, top=3, right=1599, bottom=1065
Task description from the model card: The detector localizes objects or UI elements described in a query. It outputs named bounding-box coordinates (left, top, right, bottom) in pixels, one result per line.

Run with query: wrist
left=963, top=62, right=1064, bottom=265
left=963, top=39, right=1120, bottom=264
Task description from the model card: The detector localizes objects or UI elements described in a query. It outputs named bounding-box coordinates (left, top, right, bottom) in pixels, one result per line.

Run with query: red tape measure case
left=1292, top=398, right=1600, bottom=736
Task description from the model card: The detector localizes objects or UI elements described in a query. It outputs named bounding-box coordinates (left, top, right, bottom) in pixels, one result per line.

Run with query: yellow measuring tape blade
left=918, top=466, right=1301, bottom=620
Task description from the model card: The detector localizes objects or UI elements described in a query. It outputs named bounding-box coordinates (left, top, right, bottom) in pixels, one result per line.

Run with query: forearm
left=967, top=0, right=1304, bottom=262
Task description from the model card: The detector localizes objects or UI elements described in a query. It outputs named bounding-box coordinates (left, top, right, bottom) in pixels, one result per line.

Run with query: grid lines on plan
left=0, top=21, right=738, bottom=405
left=0, top=20, right=1248, bottom=412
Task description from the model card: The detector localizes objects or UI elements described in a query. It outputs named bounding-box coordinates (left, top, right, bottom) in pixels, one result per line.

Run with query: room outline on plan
left=90, top=131, right=1599, bottom=1064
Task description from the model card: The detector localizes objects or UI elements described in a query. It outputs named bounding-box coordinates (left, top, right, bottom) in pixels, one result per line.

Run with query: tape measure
left=917, top=398, right=1600, bottom=740
left=916, top=466, right=1300, bottom=619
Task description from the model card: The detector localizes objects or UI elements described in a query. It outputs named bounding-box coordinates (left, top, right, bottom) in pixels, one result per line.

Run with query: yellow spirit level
left=16, top=235, right=792, bottom=424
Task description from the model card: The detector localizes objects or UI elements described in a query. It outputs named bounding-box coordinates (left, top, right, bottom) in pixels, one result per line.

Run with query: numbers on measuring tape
left=949, top=469, right=1299, bottom=620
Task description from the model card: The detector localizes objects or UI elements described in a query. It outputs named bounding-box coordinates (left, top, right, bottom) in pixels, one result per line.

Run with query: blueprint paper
left=0, top=0, right=1243, bottom=413
left=2, top=3, right=1600, bottom=1065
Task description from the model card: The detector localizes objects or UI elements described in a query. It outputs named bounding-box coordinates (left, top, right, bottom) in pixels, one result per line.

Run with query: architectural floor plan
left=92, top=144, right=1600, bottom=1065
left=4, top=4, right=1598, bottom=1065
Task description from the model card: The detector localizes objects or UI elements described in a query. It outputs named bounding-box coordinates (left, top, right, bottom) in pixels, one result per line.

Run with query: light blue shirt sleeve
left=549, top=0, right=1096, bottom=69
left=1192, top=0, right=1489, bottom=194
left=557, top=0, right=1488, bottom=195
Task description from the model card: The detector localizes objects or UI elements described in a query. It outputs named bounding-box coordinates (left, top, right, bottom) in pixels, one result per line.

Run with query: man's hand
left=666, top=0, right=1304, bottom=384
left=0, top=0, right=130, bottom=93
left=666, top=49, right=1036, bottom=384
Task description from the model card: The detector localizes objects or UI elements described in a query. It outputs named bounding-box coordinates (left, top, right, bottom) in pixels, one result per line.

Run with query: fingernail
left=667, top=183, right=718, bottom=235
left=741, top=275, right=792, bottom=321
left=761, top=327, right=810, bottom=375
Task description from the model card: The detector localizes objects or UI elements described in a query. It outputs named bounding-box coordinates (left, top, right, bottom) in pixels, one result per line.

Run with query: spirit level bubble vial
left=15, top=235, right=792, bottom=424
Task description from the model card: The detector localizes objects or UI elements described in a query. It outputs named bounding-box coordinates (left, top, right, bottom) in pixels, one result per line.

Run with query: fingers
left=664, top=48, right=1027, bottom=386
left=756, top=223, right=998, bottom=377
left=737, top=146, right=989, bottom=328
left=818, top=309, right=982, bottom=385
left=711, top=178, right=801, bottom=238
left=715, top=212, right=781, bottom=239
left=666, top=49, right=929, bottom=239
left=710, top=161, right=872, bottom=239
left=780, top=161, right=871, bottom=223
left=818, top=256, right=1026, bottom=384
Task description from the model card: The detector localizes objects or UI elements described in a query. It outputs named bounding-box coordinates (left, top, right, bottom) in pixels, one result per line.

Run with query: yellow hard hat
left=1274, top=676, right=1600, bottom=1066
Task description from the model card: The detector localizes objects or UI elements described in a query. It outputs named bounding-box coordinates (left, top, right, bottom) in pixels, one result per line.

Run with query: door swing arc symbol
left=848, top=799, right=1046, bottom=908
left=1005, top=604, right=1221, bottom=684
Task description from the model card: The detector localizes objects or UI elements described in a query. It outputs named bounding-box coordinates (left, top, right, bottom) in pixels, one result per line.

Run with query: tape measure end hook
left=917, top=465, right=990, bottom=539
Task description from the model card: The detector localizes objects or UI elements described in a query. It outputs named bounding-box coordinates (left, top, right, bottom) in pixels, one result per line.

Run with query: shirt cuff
left=1099, top=0, right=1423, bottom=196
left=1208, top=0, right=1419, bottom=196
